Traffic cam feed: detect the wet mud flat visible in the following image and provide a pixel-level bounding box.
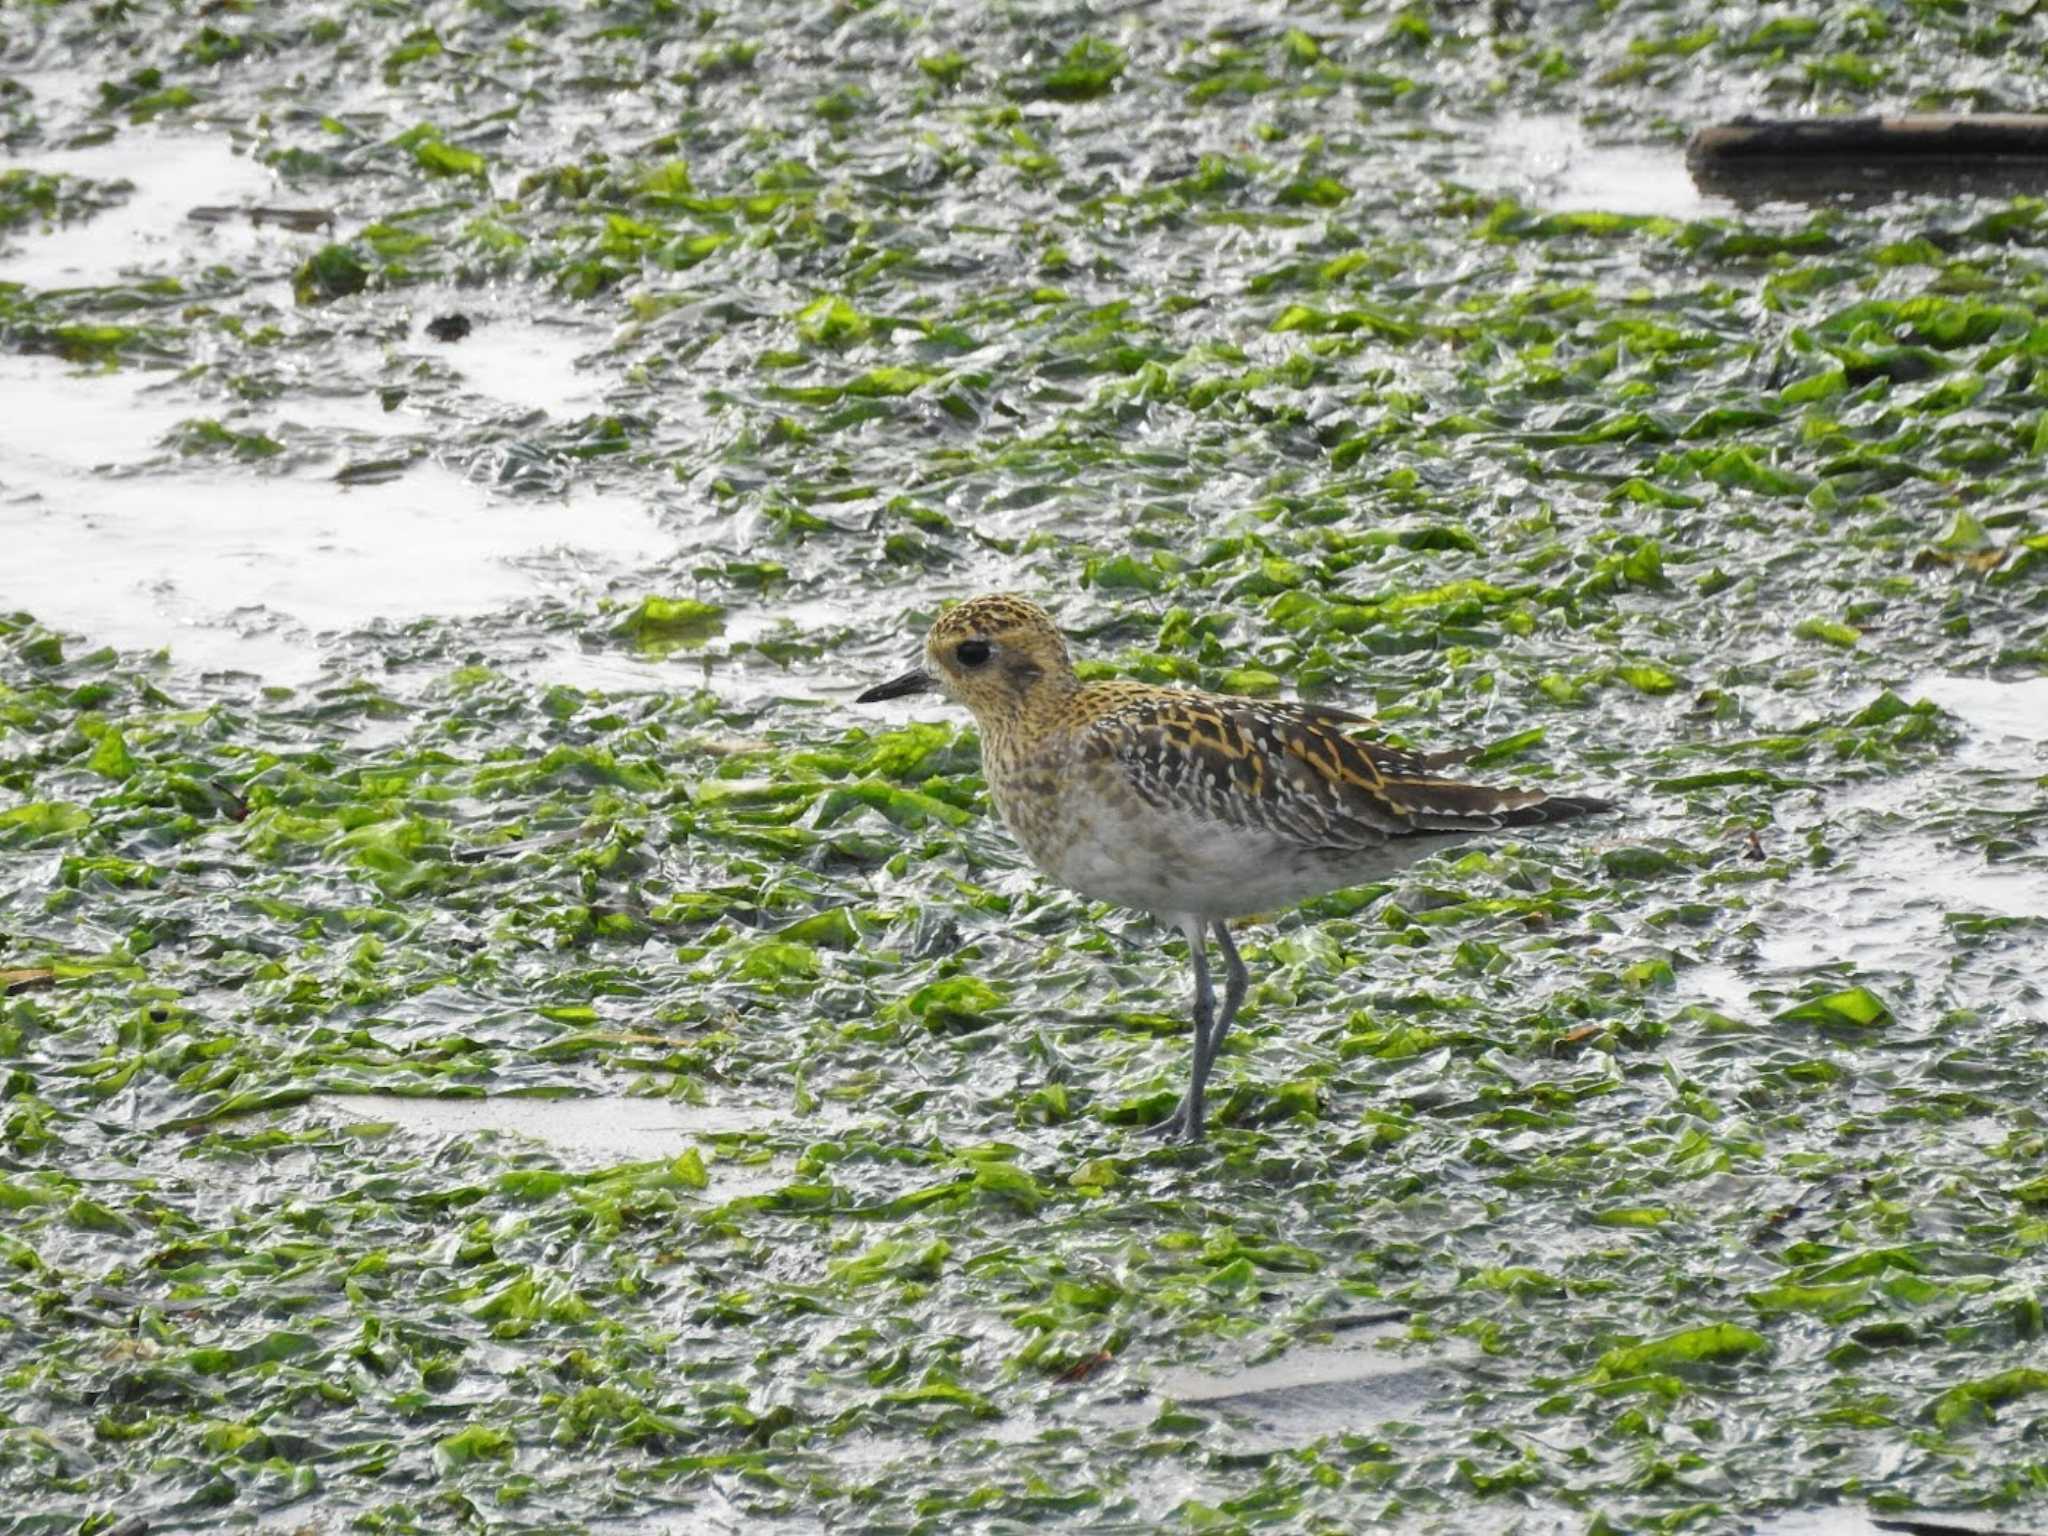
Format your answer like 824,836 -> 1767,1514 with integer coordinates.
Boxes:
5,1 -> 2048,1533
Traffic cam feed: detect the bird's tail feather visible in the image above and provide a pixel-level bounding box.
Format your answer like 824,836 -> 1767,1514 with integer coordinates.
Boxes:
1404,791 -> 1616,834
1497,793 -> 1616,826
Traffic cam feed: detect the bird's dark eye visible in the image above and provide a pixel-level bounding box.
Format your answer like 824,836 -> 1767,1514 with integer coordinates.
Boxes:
955,639 -> 992,668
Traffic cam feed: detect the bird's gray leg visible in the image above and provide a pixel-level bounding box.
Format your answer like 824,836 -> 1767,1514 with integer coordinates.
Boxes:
1143,918 -> 1213,1141
1203,919 -> 1248,1091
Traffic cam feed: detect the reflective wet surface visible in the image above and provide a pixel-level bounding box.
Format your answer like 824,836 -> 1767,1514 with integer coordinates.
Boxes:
5,5 -> 2048,1533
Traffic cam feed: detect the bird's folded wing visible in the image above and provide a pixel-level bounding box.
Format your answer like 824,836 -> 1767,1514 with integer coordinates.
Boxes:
1080,693 -> 1552,852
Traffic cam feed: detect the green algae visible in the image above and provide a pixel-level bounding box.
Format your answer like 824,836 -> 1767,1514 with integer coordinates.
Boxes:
2,0 -> 2048,1532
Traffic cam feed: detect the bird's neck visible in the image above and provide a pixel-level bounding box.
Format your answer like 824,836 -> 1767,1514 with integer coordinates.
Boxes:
974,670 -> 1084,773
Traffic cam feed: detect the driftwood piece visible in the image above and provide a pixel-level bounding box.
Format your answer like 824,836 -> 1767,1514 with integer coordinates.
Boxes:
1689,114 -> 2048,168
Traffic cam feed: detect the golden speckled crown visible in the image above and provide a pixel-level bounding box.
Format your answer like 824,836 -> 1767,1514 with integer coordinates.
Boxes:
928,594 -> 1059,645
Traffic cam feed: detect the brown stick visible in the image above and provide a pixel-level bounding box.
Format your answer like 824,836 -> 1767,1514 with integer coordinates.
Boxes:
1689,114 -> 2048,167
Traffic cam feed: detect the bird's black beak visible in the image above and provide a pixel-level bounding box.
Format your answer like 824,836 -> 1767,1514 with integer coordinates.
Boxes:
856,667 -> 935,704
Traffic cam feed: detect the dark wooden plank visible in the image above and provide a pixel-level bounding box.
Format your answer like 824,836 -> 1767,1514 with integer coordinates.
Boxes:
1690,114 -> 2048,167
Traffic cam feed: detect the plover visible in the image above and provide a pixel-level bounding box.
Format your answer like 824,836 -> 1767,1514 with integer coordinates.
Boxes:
857,594 -> 1614,1142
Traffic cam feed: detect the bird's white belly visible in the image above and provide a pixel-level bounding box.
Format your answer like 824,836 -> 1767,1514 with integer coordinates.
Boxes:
1007,781 -> 1450,921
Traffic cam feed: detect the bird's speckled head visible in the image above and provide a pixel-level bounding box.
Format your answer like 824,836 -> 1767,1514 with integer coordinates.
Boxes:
855,594 -> 1077,729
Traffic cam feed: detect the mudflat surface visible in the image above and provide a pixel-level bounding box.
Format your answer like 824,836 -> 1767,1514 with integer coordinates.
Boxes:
4,3 -> 2048,1533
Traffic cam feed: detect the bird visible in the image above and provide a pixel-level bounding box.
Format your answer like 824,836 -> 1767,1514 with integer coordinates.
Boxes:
856,594 -> 1615,1143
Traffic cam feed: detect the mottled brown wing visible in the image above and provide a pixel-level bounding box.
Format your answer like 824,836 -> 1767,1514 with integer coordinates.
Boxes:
1279,700 -> 1480,775
1084,692 -> 1607,851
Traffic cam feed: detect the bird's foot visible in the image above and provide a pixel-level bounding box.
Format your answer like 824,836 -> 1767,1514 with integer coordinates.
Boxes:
1140,1100 -> 1204,1143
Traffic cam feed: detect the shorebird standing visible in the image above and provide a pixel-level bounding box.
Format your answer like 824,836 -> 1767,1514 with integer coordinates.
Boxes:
857,594 -> 1614,1142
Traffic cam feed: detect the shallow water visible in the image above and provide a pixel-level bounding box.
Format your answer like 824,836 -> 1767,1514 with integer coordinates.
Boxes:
1481,114 -> 1730,221
4,3 -> 2048,1534
0,132 -> 279,289
2,350 -> 668,678
1910,673 -> 2048,748
316,1091 -> 781,1158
